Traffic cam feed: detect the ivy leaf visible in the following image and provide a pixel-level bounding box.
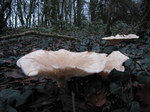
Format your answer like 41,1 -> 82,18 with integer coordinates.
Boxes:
104,46 -> 117,54
108,69 -> 130,84
0,89 -> 32,107
137,74 -> 150,88
130,101 -> 140,112
6,105 -> 17,112
139,58 -> 150,69
112,101 -> 140,112
109,83 -> 122,95
92,45 -> 102,52
15,90 -> 32,107
124,59 -> 137,74
112,108 -> 128,112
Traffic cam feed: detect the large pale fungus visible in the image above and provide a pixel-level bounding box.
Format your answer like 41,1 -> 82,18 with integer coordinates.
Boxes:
17,49 -> 107,88
17,49 -> 129,85
100,51 -> 129,79
102,34 -> 139,45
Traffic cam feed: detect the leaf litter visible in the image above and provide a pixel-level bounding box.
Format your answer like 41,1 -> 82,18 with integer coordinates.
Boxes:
0,34 -> 150,112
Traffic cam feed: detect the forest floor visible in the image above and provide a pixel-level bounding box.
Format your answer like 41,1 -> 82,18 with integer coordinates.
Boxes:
0,32 -> 150,112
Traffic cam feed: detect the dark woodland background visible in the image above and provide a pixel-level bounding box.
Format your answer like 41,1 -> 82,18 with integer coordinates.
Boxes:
0,0 -> 150,37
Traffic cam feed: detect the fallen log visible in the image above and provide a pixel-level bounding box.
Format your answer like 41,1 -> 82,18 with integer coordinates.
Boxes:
0,31 -> 78,40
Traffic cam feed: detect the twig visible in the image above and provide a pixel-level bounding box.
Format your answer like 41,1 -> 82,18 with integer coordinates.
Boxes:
107,87 -> 123,97
119,50 -> 150,75
72,91 -> 76,112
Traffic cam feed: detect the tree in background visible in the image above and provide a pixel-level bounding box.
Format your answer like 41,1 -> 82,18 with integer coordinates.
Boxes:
105,0 -> 112,35
51,0 -> 58,26
90,0 -> 98,21
0,0 -> 12,33
76,0 -> 82,26
0,0 -> 149,38
137,0 -> 150,38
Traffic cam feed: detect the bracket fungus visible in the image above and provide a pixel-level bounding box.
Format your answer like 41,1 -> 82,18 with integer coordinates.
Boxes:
17,49 -> 107,88
102,34 -> 139,45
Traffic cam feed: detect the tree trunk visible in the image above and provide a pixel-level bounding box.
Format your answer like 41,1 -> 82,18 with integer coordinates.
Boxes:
137,0 -> 150,38
73,0 -> 76,25
51,0 -> 58,26
76,0 -> 81,26
90,0 -> 98,21
0,31 -> 78,40
0,0 -> 12,33
43,0 -> 49,27
69,0 -> 72,24
105,0 -> 112,35
17,0 -> 25,27
37,0 -> 40,26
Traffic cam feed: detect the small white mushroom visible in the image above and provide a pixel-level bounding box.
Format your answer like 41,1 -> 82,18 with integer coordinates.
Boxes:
102,34 -> 139,45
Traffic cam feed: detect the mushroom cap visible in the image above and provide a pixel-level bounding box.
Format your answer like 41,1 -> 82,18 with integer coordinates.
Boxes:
17,49 -> 107,78
102,34 -> 139,40
103,51 -> 129,73
102,34 -> 139,45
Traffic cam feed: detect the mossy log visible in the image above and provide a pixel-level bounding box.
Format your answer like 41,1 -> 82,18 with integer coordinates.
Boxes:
0,31 -> 78,40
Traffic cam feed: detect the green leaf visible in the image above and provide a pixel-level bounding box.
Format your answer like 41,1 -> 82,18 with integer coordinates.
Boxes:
130,49 -> 138,55
108,69 -> 130,84
84,75 -> 104,94
112,101 -> 140,112
6,105 -> 17,112
0,89 -> 20,105
92,45 -> 102,52
15,90 -> 32,107
137,74 -> 150,88
0,58 -> 5,65
139,58 -> 150,69
104,46 -> 117,54
112,108 -> 128,112
0,89 -> 32,107
0,99 -> 4,110
79,46 -> 87,51
124,59 -> 137,74
130,101 -> 140,112
109,83 -> 122,95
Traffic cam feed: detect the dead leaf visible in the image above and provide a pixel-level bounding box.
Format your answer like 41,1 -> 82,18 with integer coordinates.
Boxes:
13,49 -> 17,55
85,92 -> 106,107
136,84 -> 150,111
136,60 -> 141,64
0,51 -> 4,56
4,71 -> 24,78
4,59 -> 12,63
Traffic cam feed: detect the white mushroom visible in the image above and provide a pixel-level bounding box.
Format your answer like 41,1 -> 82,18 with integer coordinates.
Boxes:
100,51 -> 129,79
17,49 -> 107,87
102,34 -> 139,45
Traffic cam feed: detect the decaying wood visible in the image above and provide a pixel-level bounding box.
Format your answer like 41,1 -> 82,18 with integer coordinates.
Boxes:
0,31 -> 78,40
